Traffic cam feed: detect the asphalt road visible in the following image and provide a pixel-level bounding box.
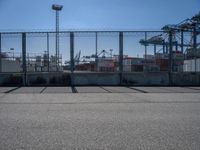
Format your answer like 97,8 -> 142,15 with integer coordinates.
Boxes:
0,92 -> 200,150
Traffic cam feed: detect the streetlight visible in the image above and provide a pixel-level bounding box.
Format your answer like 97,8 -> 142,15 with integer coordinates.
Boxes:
52,4 -> 63,71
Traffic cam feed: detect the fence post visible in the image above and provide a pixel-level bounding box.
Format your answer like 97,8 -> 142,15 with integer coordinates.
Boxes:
119,32 -> 123,85
0,33 -> 1,73
22,33 -> 27,86
70,32 -> 74,86
193,25 -> 197,72
168,31 -> 173,85
70,32 -> 74,72
144,32 -> 147,67
95,32 -> 98,72
47,32 -> 50,72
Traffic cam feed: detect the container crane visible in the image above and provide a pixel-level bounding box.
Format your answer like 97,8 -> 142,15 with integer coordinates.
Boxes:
140,12 -> 200,55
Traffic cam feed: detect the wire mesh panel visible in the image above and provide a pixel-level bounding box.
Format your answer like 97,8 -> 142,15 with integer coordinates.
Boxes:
72,32 -> 120,72
73,32 -> 96,72
97,32 -> 119,72
171,31 -> 185,72
48,32 -> 70,72
146,31 -> 169,72
183,31 -> 200,72
25,32 -> 70,72
26,33 -> 49,72
123,32 -> 145,72
59,32 -> 70,72
0,33 -> 22,73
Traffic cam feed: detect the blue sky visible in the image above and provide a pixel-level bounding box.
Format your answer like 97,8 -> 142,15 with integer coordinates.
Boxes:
0,0 -> 199,30
0,0 -> 199,61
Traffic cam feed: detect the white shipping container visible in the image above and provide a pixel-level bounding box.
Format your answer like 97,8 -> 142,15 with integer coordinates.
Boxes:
183,58 -> 200,72
2,59 -> 21,72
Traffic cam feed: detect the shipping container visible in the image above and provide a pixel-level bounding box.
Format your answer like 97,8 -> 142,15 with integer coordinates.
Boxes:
183,58 -> 200,72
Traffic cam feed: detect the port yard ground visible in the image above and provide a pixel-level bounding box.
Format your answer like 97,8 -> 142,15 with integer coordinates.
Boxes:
0,86 -> 200,93
0,86 -> 200,149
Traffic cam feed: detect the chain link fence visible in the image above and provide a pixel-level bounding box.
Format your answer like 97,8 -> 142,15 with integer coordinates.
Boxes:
0,30 -> 199,75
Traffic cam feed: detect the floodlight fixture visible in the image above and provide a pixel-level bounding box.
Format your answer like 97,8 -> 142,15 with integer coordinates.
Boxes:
52,4 -> 63,11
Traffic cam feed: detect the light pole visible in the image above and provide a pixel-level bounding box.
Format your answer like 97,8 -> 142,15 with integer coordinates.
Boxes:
52,4 -> 63,71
